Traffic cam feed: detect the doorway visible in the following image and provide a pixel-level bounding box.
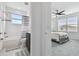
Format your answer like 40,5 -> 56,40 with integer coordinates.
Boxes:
0,2 -> 31,56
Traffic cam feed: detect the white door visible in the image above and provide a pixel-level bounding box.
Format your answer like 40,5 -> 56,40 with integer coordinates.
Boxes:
31,2 -> 51,56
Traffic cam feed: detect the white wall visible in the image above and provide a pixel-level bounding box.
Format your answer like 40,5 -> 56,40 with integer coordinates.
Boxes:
4,8 -> 22,40
31,2 -> 51,56
6,21 -> 22,40
2,3 -> 30,40
0,3 -> 30,40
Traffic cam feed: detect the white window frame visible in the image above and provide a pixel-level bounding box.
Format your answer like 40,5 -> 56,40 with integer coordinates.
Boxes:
11,13 -> 22,25
57,16 -> 78,32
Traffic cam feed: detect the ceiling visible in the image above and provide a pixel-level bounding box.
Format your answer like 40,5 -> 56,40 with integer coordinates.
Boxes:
52,2 -> 79,15
5,2 -> 30,12
6,2 -> 79,15
1,2 -> 30,16
1,2 -> 79,16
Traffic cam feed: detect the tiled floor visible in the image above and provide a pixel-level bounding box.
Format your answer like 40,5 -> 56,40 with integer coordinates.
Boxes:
0,47 -> 29,56
52,39 -> 79,56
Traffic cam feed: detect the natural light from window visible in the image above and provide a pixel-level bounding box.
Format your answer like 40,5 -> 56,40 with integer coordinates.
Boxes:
11,14 -> 22,24
58,16 -> 77,32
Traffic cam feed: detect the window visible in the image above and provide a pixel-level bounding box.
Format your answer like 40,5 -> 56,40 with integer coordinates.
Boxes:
58,16 -> 77,32
58,18 -> 66,31
11,14 -> 22,24
67,16 -> 77,32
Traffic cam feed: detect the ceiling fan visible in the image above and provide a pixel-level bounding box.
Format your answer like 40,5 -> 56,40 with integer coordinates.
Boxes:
52,10 -> 65,15
24,2 -> 29,5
